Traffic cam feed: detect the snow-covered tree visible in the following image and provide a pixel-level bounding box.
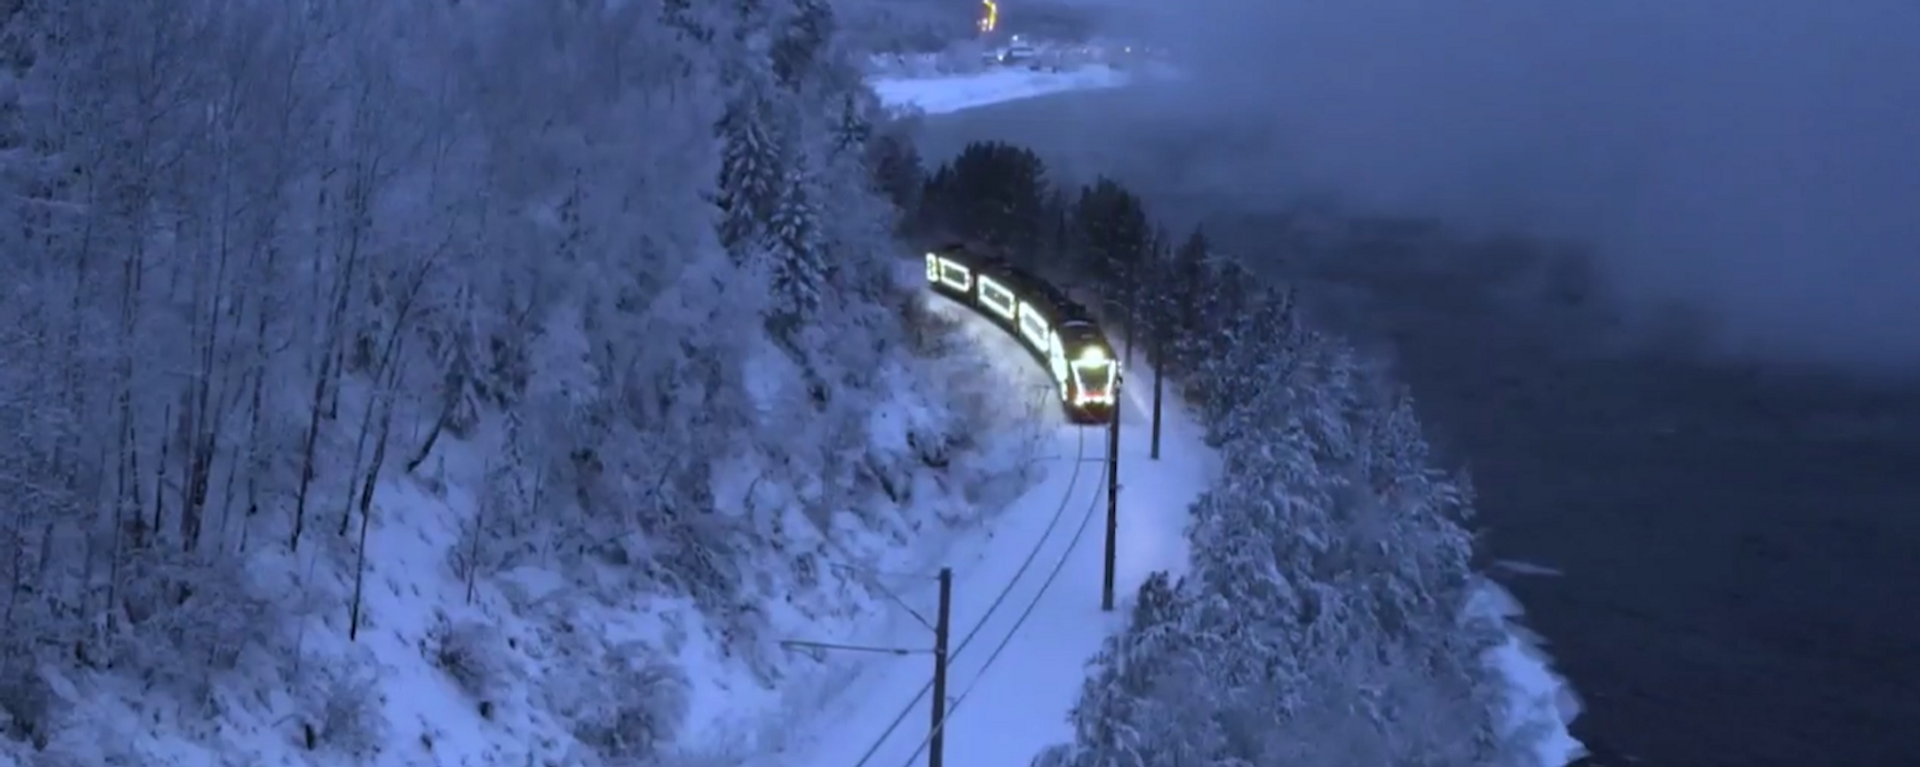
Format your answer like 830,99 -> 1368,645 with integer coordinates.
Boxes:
0,0 -> 982,760
1163,226 -> 1216,375
764,161 -> 830,335
1072,177 -> 1155,306
772,0 -> 834,91
921,141 -> 1053,257
1040,573 -> 1239,767
1033,221 -> 1529,767
716,92 -> 787,259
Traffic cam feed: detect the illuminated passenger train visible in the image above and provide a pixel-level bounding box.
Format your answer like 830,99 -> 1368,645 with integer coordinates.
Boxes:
924,244 -> 1121,424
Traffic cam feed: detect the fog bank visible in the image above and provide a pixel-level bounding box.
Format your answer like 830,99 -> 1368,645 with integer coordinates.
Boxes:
1103,0 -> 1920,372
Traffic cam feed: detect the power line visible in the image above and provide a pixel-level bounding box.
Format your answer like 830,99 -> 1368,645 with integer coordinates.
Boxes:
825,560 -> 947,581
848,427 -> 1095,767
779,639 -> 929,656
951,426 -> 1088,662
892,459 -> 1108,767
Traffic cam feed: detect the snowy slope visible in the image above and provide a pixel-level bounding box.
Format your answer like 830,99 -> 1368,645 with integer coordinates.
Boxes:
5,311 -> 1052,767
748,295 -> 1212,767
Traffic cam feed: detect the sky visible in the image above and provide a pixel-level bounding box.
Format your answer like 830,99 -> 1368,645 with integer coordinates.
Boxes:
1050,0 -> 1920,374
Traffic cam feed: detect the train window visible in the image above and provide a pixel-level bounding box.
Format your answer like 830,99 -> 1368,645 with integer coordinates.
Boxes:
1017,302 -> 1051,351
977,276 -> 1018,320
938,258 -> 972,291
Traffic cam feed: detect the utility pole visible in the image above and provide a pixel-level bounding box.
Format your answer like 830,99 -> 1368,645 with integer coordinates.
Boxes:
1150,335 -> 1164,460
929,567 -> 952,767
1101,375 -> 1122,612
783,567 -> 952,767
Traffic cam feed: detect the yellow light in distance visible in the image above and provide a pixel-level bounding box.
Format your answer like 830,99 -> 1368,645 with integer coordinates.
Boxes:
978,0 -> 997,33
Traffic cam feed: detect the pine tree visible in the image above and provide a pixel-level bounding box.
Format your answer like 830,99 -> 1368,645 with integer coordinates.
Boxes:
1044,187 -> 1073,272
829,93 -> 871,155
764,160 -> 827,334
922,141 -> 1051,259
715,94 -> 785,260
1166,227 -> 1213,373
1200,258 -> 1257,351
1042,572 -> 1240,767
1071,178 -> 1152,295
1136,229 -> 1180,366
1070,178 -> 1155,341
866,125 -> 923,221
1193,284 -> 1308,443
1064,572 -> 1180,747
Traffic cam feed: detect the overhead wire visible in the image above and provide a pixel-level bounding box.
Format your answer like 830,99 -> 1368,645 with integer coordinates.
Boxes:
848,423 -> 1094,767
839,257 -> 1123,767
889,444 -> 1109,767
951,424 -> 1088,661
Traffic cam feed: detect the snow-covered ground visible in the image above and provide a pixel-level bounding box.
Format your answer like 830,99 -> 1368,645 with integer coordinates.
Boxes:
9,304 -> 1050,767
740,295 -> 1210,767
869,65 -> 1132,116
865,73 -> 1586,767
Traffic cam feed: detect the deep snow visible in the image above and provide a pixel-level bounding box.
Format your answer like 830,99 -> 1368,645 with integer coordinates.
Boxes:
7,296 -> 1051,767
743,295 -> 1211,767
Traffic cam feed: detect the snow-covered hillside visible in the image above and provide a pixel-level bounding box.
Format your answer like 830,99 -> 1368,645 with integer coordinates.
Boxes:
0,2 -> 1065,766
11,323 -> 1052,767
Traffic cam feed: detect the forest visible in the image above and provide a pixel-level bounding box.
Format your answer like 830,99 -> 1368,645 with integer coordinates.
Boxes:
0,0 -> 1035,762
0,0 -> 1533,764
882,136 -> 1543,766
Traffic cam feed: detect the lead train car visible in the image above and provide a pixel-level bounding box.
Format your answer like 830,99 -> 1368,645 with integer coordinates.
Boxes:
924,244 -> 1120,424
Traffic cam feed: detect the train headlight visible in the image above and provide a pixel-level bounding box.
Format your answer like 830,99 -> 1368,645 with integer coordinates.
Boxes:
1076,348 -> 1109,364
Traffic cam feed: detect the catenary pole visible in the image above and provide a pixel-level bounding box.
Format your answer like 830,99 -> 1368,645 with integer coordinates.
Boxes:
928,568 -> 952,767
1150,334 -> 1163,460
1102,377 -> 1121,611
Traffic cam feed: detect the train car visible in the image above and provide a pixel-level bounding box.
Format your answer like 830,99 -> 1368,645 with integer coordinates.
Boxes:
923,244 -> 1120,424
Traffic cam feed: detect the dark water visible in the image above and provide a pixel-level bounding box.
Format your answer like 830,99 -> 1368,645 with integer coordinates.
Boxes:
917,88 -> 1920,767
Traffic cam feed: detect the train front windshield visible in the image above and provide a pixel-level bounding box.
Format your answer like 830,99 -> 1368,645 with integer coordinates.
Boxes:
1073,357 -> 1115,403
1067,346 -> 1116,405
1055,322 -> 1118,408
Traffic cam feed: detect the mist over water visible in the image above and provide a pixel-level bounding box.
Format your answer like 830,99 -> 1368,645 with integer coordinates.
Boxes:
936,6 -> 1920,764
1069,0 -> 1920,374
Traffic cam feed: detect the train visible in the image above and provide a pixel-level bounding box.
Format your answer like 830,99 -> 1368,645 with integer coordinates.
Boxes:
923,243 -> 1120,425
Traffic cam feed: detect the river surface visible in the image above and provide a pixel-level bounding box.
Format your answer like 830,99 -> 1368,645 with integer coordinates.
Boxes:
916,85 -> 1920,767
